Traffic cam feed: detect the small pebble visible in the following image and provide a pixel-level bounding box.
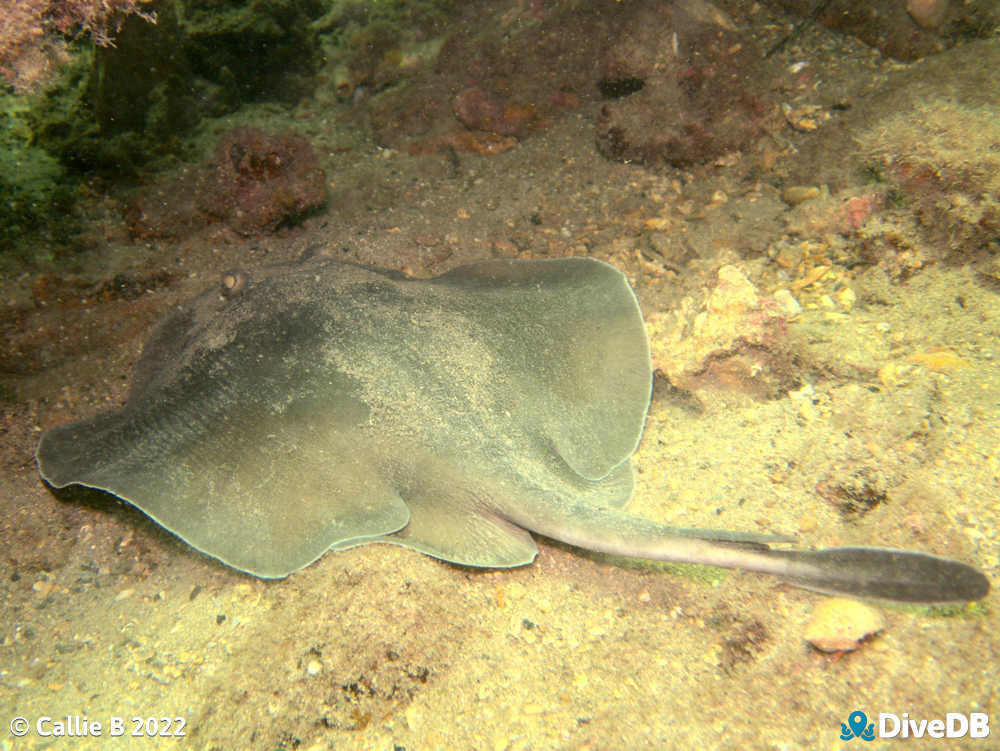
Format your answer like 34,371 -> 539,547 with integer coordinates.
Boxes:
772,289 -> 802,318
32,580 -> 55,597
908,349 -> 970,371
907,0 -> 949,28
306,659 -> 323,676
405,704 -> 424,731
835,286 -> 856,310
877,361 -> 908,388
781,185 -> 821,206
805,598 -> 885,652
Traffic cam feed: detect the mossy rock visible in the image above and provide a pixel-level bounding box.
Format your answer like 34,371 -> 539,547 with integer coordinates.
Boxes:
0,144 -> 76,254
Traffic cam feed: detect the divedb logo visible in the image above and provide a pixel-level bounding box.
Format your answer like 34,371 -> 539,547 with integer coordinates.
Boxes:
840,710 -> 990,741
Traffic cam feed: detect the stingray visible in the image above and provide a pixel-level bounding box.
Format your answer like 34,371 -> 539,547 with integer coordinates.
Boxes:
37,257 -> 988,602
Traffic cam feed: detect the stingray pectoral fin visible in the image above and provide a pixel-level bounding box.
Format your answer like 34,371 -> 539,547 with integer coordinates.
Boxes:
37,399 -> 411,578
770,546 -> 990,603
439,257 -> 652,482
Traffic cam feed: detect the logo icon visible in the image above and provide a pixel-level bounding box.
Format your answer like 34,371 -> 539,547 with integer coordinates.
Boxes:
841,710 -> 876,741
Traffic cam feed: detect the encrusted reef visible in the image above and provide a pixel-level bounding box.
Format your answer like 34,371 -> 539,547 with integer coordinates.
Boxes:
126,127 -> 328,239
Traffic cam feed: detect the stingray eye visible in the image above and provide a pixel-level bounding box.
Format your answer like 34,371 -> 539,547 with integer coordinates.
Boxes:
220,269 -> 250,297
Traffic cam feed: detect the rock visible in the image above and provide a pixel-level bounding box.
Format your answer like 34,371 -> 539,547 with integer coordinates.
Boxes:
595,2 -> 777,167
196,127 -> 328,236
370,7 -> 604,154
805,598 -> 885,652
780,186 -> 820,206
763,0 -> 996,61
127,127 -> 328,239
907,0 -> 950,29
772,289 -> 802,318
452,87 -> 537,137
647,265 -> 793,398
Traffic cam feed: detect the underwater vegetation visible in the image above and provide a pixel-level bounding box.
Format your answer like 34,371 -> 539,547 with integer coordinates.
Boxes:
0,0 -> 459,255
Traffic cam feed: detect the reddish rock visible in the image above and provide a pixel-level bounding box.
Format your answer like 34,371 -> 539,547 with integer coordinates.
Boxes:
647,265 -> 793,398
370,4 -> 610,154
406,130 -> 519,157
370,1 -> 780,162
452,87 -> 506,133
196,128 -> 328,236
595,3 -> 777,168
127,127 -> 327,239
452,86 -> 538,137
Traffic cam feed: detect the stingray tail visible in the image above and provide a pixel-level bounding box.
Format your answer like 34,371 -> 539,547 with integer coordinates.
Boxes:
513,503 -> 990,603
640,538 -> 990,603
763,545 -> 990,603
